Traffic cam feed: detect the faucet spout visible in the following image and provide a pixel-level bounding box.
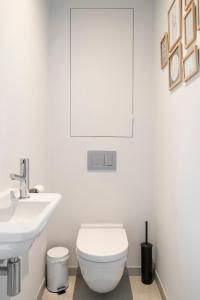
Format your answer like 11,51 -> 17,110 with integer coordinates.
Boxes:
10,159 -> 30,199
10,174 -> 24,181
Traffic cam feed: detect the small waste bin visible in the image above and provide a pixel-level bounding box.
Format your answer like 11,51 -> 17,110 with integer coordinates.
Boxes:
47,247 -> 69,293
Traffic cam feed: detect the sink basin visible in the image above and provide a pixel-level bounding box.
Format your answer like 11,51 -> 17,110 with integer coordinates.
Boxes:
0,191 -> 61,259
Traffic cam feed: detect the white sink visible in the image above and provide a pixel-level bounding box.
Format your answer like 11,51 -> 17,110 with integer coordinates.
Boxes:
0,191 -> 61,259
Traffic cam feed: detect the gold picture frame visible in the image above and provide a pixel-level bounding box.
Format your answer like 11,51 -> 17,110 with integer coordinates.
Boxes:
184,3 -> 197,49
197,0 -> 200,30
185,0 -> 193,10
160,33 -> 169,69
183,46 -> 199,81
168,43 -> 183,90
168,0 -> 182,53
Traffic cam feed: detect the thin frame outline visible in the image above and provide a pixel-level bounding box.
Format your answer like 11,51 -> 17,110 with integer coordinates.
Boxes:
70,8 -> 134,138
168,0 -> 182,53
184,2 -> 197,49
160,32 -> 169,69
168,43 -> 183,90
183,45 -> 199,81
197,0 -> 200,30
185,0 -> 193,11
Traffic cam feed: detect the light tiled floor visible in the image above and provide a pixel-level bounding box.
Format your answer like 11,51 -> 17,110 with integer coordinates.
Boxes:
42,277 -> 76,300
130,277 -> 162,300
42,276 -> 162,300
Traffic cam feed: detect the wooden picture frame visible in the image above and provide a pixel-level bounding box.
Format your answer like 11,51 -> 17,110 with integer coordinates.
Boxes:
168,43 -> 183,90
184,3 -> 197,49
168,0 -> 182,53
160,33 -> 169,68
185,0 -> 193,10
183,46 -> 199,81
197,0 -> 200,30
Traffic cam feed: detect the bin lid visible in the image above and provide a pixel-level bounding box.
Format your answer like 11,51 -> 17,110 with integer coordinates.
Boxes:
47,247 -> 69,262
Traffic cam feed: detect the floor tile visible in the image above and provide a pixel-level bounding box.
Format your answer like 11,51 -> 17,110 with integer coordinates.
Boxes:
42,275 -> 162,300
130,276 -> 162,300
42,276 -> 76,300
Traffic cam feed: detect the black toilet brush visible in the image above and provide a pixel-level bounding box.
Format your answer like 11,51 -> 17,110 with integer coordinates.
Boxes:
141,221 -> 153,284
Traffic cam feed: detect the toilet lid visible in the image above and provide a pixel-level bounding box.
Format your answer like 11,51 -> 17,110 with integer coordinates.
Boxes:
76,226 -> 128,263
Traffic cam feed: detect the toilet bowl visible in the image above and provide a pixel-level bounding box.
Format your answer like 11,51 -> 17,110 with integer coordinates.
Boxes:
76,224 -> 128,293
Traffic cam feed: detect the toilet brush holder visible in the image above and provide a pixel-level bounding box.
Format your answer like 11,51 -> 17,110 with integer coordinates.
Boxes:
141,221 -> 153,284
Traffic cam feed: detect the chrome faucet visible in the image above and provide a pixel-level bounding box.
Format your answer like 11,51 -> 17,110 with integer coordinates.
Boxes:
10,159 -> 30,199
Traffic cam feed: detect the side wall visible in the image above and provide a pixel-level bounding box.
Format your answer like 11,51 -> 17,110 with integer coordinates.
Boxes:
154,1 -> 200,299
0,1 -> 48,299
46,0 -> 154,268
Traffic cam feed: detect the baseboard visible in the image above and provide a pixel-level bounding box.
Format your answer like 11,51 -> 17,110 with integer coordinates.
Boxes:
36,279 -> 45,300
155,271 -> 168,300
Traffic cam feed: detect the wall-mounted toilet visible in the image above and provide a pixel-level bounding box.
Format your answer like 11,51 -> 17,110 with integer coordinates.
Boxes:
76,224 -> 128,293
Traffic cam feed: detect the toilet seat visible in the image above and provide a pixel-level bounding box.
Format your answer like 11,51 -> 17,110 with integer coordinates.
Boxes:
76,224 -> 128,263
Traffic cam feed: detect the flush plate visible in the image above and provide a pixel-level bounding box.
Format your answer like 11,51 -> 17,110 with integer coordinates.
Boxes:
87,151 -> 117,171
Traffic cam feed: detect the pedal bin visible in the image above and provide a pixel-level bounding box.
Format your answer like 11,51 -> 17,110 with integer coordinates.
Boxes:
47,247 -> 69,293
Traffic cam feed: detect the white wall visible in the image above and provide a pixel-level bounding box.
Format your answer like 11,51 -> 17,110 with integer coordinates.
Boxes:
70,8 -> 133,137
1,1 -> 199,299
46,0 -> 154,268
0,1 -> 48,299
154,1 -> 200,299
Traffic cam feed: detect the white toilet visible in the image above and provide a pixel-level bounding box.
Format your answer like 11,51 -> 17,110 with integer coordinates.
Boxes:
76,224 -> 128,293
